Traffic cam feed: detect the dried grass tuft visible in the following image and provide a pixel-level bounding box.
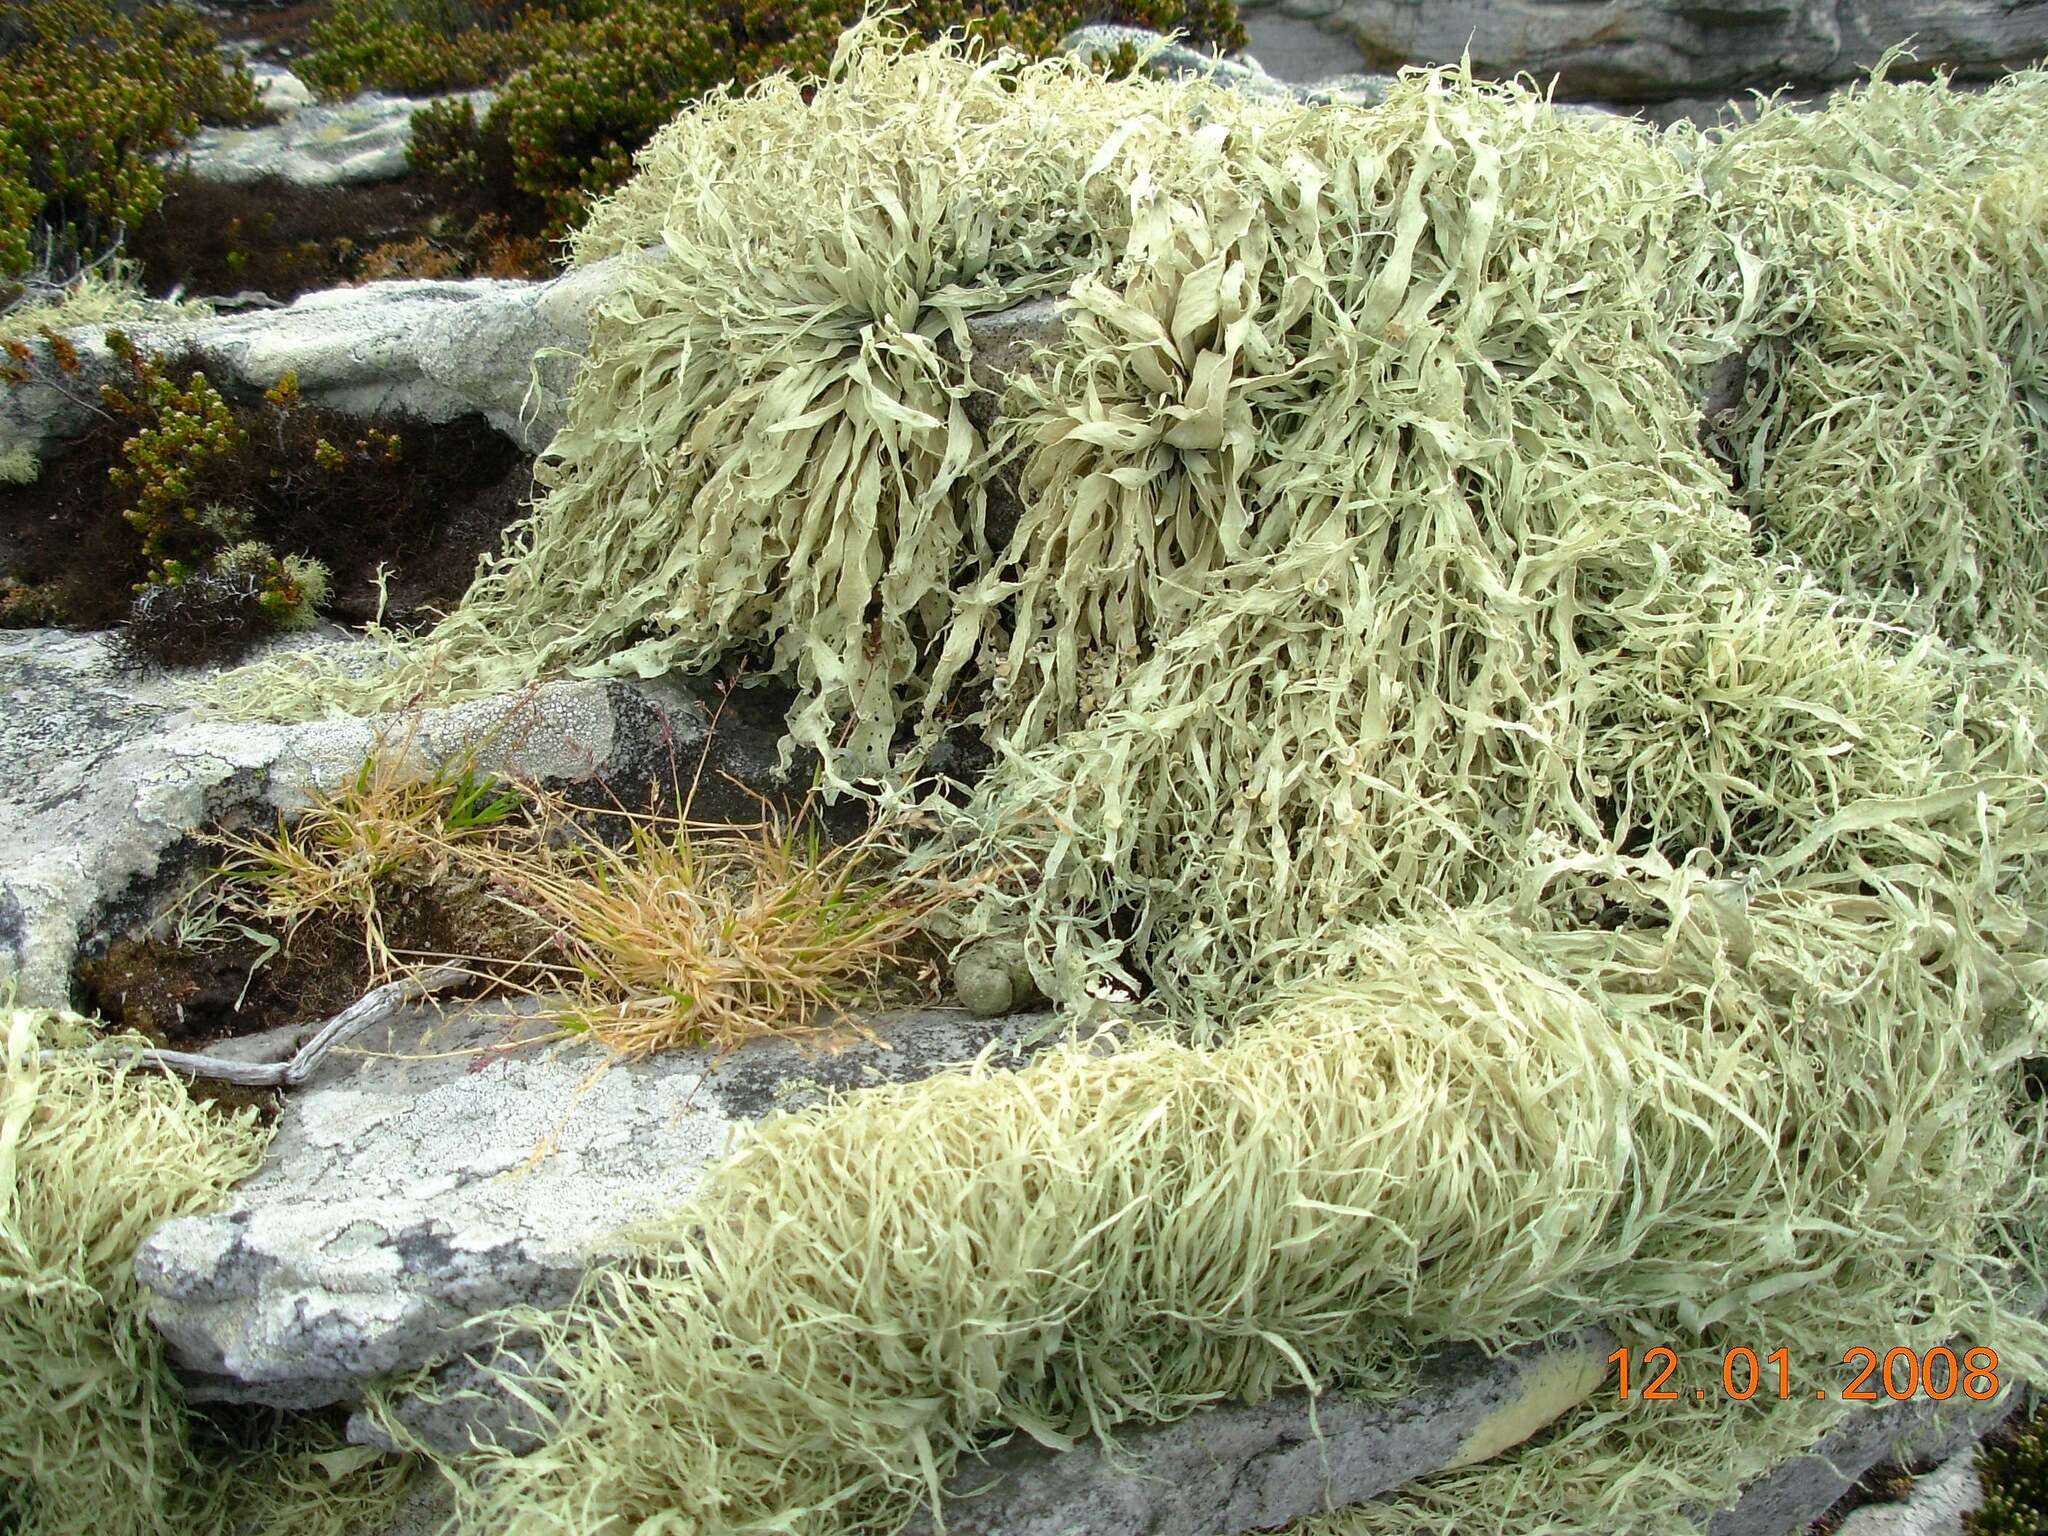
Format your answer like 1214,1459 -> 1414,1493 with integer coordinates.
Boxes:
203,741 -> 959,1056
464,790 -> 956,1056
204,743 -> 521,978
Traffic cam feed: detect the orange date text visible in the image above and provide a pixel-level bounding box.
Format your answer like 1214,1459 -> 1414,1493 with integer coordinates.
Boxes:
1608,1345 -> 2001,1404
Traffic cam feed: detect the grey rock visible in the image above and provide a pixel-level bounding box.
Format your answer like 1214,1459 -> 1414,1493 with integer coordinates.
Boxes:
1706,1390 -> 2009,1536
338,1340 -> 2024,1536
0,630 -> 797,1009
249,63 -> 315,116
351,1342 -> 555,1456
132,998 -> 1059,1415
963,295 -> 1066,400
0,256 -> 631,457
901,1331 -> 1614,1536
1308,0 -> 2048,101
1836,1452 -> 1984,1536
1239,7 -> 1374,83
1063,25 -> 1400,105
176,89 -> 494,186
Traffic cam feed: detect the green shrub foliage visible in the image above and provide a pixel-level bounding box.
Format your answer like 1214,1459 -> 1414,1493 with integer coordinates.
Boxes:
0,0 -> 262,280
361,0 -> 1244,235
70,335 -> 394,663
1968,1405 -> 2048,1536
298,0 -> 581,99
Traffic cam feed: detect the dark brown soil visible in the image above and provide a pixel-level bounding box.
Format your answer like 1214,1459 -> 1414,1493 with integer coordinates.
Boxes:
249,413 -> 533,628
0,426 -> 144,628
75,867 -> 537,1046
0,365 -> 532,639
189,0 -> 333,66
132,175 -> 438,302
128,172 -> 552,304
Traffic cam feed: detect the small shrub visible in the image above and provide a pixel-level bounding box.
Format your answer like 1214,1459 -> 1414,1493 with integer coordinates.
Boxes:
98,336 -> 408,591
299,0 -> 580,99
0,129 -> 36,278
377,0 -> 1247,239
0,0 -> 263,280
101,332 -> 248,584
405,95 -> 548,233
492,0 -> 1246,234
1968,1404 -> 2048,1536
487,0 -> 747,233
0,331 -> 527,636
108,542 -> 330,671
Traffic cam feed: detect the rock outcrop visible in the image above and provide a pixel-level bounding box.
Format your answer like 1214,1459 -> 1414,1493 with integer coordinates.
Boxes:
1064,23 -> 1398,104
902,1334 -> 1612,1536
1,260 -> 622,458
176,61 -> 492,186
0,629 -> 799,1009
133,998 -> 1062,1420
1238,0 -> 2048,102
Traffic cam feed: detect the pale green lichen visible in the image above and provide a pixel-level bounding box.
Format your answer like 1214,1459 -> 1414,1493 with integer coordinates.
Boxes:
203,30 -> 2048,1536
406,896 -> 2047,1535
0,1007 -> 418,1536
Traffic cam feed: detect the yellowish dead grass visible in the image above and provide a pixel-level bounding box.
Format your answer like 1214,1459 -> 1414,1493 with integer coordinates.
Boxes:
202,737 -> 962,1057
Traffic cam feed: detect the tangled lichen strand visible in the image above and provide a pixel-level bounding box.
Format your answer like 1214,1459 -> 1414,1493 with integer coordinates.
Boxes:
1684,67 -> 2048,650
190,35 -> 2048,1536
422,883 -> 2048,1536
205,38 -> 2048,1024
0,1009 -> 419,1536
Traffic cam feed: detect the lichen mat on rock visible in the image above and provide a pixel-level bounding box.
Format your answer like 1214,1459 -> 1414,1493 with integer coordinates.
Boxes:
199,23 -> 2046,1536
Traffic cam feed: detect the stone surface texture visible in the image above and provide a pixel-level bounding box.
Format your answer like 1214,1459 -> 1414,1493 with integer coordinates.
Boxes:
133,1000 -> 1058,1413
901,1333 -> 1613,1536
1064,24 -> 1397,104
1236,0 -> 2047,100
249,63 -> 316,116
177,86 -> 494,186
1706,1390 -> 2011,1536
1239,7 -> 1374,82
1837,1453 -> 1985,1536
0,630 -> 796,1009
1,257 -> 627,458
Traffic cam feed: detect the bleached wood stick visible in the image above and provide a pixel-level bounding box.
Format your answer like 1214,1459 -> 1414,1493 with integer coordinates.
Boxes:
43,966 -> 467,1087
